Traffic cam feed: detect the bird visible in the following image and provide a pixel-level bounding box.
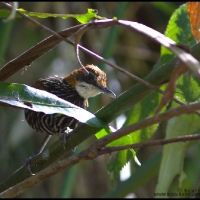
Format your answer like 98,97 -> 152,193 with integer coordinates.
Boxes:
24,64 -> 116,143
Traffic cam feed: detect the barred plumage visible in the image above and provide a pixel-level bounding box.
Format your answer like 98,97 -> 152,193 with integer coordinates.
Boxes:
24,64 -> 115,136
24,74 -> 87,135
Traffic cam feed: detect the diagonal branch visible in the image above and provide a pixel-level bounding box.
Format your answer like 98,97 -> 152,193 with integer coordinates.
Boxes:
1,132 -> 200,197
1,101 -> 200,197
90,101 -> 200,150
98,134 -> 200,154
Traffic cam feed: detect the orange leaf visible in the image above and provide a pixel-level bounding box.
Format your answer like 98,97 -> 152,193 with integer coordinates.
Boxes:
187,2 -> 200,42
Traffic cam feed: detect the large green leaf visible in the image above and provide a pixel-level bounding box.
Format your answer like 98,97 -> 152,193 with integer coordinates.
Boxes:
153,4 -> 196,70
160,4 -> 196,66
0,82 -> 107,127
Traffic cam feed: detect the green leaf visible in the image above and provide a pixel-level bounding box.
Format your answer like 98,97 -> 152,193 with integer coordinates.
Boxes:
176,73 -> 200,103
105,80 -> 164,186
107,148 -> 135,186
95,126 -> 113,138
0,8 -> 105,24
0,82 -> 107,127
118,91 -> 163,182
124,91 -> 162,144
160,4 -> 196,66
107,135 -> 138,186
154,4 -> 199,105
95,126 -> 138,186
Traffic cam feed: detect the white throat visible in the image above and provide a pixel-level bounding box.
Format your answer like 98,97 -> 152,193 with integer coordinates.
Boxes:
76,82 -> 101,99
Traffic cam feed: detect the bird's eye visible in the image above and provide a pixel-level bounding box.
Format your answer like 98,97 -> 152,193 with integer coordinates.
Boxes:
86,73 -> 94,82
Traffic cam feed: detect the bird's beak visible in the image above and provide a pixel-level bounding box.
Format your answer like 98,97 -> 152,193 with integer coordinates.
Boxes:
97,86 -> 116,98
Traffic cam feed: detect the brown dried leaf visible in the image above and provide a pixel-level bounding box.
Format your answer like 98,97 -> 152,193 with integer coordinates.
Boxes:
187,2 -> 200,42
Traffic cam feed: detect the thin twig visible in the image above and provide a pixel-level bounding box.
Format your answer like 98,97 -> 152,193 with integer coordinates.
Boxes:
3,2 -> 18,23
1,2 -> 66,41
98,134 -> 200,155
90,101 -> 200,150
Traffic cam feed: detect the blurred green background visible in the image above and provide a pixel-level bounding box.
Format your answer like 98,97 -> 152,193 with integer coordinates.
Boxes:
0,2 -> 185,198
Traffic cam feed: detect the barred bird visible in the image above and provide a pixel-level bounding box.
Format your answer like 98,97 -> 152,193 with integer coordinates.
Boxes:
24,64 -> 115,150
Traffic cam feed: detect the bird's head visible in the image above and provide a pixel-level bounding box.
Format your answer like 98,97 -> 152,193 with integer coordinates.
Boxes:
64,64 -> 116,99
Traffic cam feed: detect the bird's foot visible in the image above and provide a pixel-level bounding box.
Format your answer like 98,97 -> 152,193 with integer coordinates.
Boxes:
59,128 -> 77,152
25,155 -> 36,175
25,135 -> 52,175
59,127 -> 72,144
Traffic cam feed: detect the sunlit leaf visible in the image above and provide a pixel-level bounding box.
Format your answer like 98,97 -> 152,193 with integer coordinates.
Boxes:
95,127 -> 138,186
107,149 -> 134,186
107,138 -> 139,186
0,8 -> 105,24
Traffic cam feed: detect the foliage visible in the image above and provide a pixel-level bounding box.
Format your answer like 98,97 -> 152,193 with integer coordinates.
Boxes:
1,2 -> 200,198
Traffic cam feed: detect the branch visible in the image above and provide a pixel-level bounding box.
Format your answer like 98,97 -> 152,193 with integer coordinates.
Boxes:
1,130 -> 200,198
92,101 -> 200,150
0,3 -> 163,103
0,2 -> 114,81
3,2 -> 18,23
1,2 -> 200,118
1,101 -> 200,197
98,134 -> 200,154
1,2 -> 73,40
2,42 -> 200,195
1,3 -> 200,115
1,2 -> 156,101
